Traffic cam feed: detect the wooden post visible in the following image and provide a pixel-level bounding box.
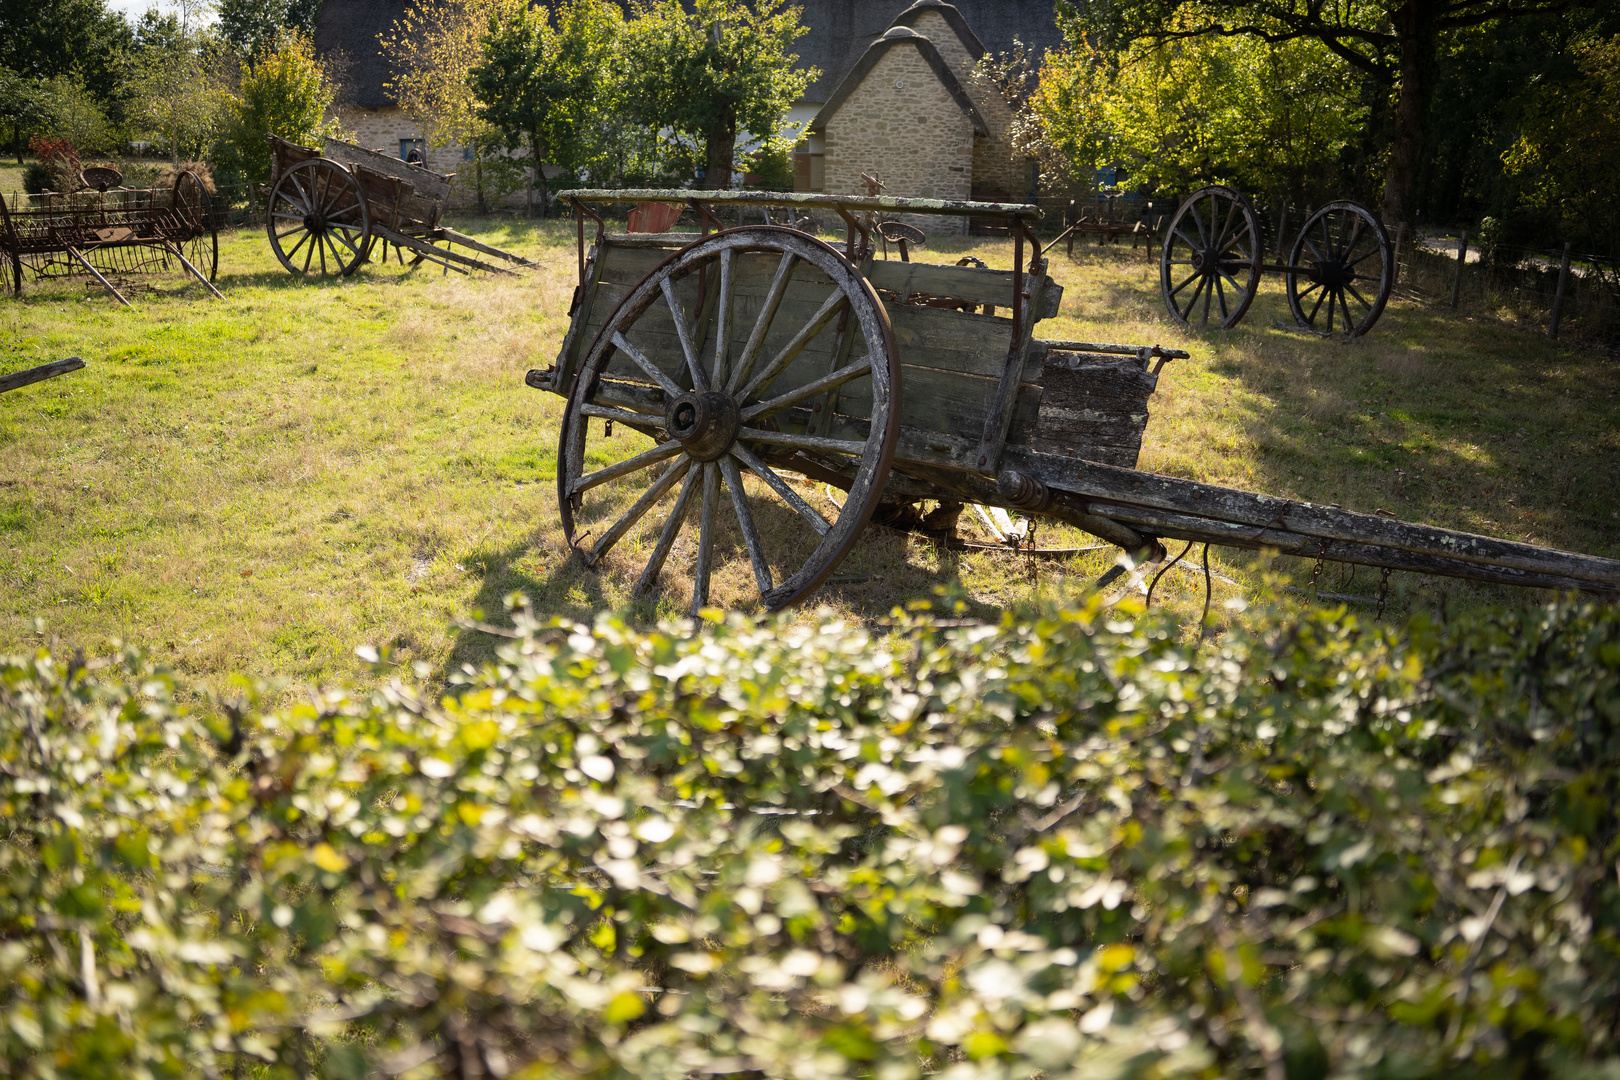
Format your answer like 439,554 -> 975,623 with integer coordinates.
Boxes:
1391,222 -> 1406,286
1450,229 -> 1469,310
1549,241 -> 1572,339
1066,199 -> 1076,258
1276,203 -> 1288,260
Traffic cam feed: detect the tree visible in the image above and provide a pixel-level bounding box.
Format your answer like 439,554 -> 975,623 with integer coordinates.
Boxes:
617,0 -> 816,190
217,0 -> 320,58
1016,27 -> 1365,204
1056,0 -> 1598,225
221,30 -> 343,193
0,66 -> 53,163
1504,34 -> 1620,256
122,9 -> 234,163
40,71 -> 113,154
0,0 -> 133,107
470,0 -> 620,216
381,0 -> 510,211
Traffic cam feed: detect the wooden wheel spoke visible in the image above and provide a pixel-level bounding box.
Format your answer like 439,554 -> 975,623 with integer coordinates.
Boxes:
1344,281 -> 1374,310
730,444 -> 830,536
281,230 -> 311,260
1200,267 -> 1215,324
303,234 -> 316,274
568,438 -> 681,497
712,248 -> 734,389
611,331 -> 683,398
738,428 -> 865,456
633,466 -> 700,598
691,463 -> 719,613
1188,202 -> 1207,247
737,289 -> 846,401
1302,236 -> 1326,263
270,212 -> 305,223
1169,268 -> 1201,298
1213,196 -> 1238,250
330,230 -> 359,258
1341,214 -> 1364,258
660,277 -> 709,393
1214,274 -> 1230,320
587,456 -> 690,565
720,455 -> 772,594
1218,268 -> 1247,296
726,251 -> 797,394
1295,280 -> 1324,299
1338,289 -> 1354,332
741,356 -> 871,422
1306,284 -> 1330,325
1172,226 -> 1200,253
580,402 -> 665,429
1178,275 -> 1207,320
1347,247 -> 1383,267
287,173 -> 311,211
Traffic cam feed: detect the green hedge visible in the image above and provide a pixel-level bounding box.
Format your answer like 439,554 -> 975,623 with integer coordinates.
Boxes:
2,593 -> 1618,1079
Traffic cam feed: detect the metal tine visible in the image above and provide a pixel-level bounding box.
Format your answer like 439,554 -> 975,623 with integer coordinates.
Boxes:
730,443 -> 830,536
720,455 -> 772,594
726,251 -> 797,395
691,463 -> 719,613
712,248 -> 733,390
588,456 -> 690,565
737,288 -> 846,402
634,466 -> 700,598
661,276 -> 709,393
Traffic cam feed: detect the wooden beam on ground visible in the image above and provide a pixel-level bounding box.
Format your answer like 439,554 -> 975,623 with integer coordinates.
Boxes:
1,357 -> 86,395
373,226 -> 514,275
434,228 -> 535,266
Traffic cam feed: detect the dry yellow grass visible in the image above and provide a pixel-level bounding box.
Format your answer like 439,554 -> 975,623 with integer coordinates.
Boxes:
2,218 -> 1615,697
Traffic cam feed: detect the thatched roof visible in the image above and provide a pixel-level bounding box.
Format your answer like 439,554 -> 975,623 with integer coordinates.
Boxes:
311,0 -> 1061,110
314,0 -> 409,110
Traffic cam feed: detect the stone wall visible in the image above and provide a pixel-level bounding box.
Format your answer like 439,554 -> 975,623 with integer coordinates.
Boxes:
330,106 -> 536,212
821,44 -> 974,234
902,9 -> 1032,203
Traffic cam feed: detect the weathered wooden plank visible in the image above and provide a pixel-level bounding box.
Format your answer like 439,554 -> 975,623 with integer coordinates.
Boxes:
1027,354 -> 1157,468
322,136 -> 451,205
1083,500 -> 1616,595
867,260 -> 1022,309
1001,448 -> 1620,587
0,356 -> 85,395
884,303 -> 1026,379
836,365 -> 1040,438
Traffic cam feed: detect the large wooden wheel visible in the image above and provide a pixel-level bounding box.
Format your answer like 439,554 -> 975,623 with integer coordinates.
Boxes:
1161,185 -> 1262,329
1286,201 -> 1393,337
266,159 -> 370,277
558,226 -> 901,614
170,168 -> 218,281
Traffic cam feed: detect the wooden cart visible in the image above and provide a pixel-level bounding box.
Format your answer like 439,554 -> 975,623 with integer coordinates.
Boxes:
1,166 -> 219,307
528,189 -> 1620,614
265,135 -> 533,278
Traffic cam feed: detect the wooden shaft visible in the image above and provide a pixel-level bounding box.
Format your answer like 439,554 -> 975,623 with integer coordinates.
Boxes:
1451,229 -> 1468,310
1549,242 -> 1571,339
63,244 -> 132,308
0,357 -> 85,395
160,239 -> 224,299
1003,449 -> 1620,588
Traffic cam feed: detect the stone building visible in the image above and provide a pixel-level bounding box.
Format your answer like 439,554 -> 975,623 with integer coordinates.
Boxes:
802,1 -> 1045,232
310,0 -> 1060,217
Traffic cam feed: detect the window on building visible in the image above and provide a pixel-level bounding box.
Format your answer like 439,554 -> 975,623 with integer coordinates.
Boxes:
400,138 -> 425,164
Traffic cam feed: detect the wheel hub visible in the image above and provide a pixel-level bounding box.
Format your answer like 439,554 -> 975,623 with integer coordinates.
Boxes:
302,213 -> 323,234
1312,259 -> 1353,289
666,391 -> 741,462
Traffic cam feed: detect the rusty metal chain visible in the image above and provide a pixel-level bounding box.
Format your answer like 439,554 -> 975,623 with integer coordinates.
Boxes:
1375,565 -> 1393,620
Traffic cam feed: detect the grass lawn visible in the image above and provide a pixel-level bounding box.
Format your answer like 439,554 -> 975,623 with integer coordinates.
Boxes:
3,215 -> 1616,695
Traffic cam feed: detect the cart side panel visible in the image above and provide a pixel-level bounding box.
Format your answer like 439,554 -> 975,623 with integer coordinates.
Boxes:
866,260 -> 1062,319
1023,350 -> 1157,469
322,137 -> 452,206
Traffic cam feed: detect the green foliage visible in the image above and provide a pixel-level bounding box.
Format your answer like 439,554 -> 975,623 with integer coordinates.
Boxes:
3,592 -> 1620,1077
220,31 -> 342,191
616,0 -> 816,189
0,0 -> 134,109
744,144 -> 795,191
216,0 -> 321,59
471,0 -> 621,213
124,14 -> 232,163
1503,33 -> 1620,255
0,66 -> 53,159
1021,25 -> 1366,202
34,72 -> 113,156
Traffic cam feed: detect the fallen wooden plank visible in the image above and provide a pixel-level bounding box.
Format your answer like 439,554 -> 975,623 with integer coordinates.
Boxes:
0,357 -> 86,394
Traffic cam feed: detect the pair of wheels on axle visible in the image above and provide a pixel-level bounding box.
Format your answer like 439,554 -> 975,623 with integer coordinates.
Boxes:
557,226 -> 904,616
1160,186 -> 1394,337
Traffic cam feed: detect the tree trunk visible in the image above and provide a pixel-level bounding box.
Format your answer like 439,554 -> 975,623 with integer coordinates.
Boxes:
1381,0 -> 1439,228
703,109 -> 736,191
